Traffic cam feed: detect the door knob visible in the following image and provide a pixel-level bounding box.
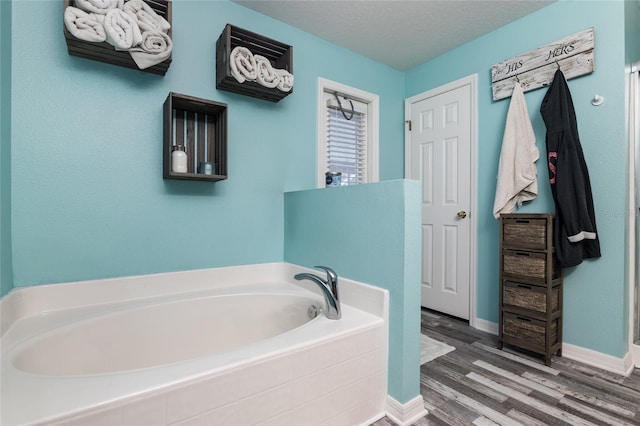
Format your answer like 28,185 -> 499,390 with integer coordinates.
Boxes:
457,210 -> 467,219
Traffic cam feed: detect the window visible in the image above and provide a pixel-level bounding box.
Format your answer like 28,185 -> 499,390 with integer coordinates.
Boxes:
317,78 -> 379,187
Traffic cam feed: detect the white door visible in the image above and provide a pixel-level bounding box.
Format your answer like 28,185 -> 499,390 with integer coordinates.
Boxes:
406,76 -> 476,320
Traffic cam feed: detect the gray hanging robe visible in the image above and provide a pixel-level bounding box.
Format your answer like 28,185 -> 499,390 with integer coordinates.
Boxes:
540,69 -> 601,268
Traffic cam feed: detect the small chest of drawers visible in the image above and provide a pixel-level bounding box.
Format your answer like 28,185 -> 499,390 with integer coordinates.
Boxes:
499,213 -> 563,366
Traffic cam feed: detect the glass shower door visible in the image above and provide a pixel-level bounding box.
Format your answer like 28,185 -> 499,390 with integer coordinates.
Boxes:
634,65 -> 640,344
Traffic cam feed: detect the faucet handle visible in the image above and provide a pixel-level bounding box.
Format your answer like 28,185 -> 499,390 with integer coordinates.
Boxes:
314,265 -> 337,285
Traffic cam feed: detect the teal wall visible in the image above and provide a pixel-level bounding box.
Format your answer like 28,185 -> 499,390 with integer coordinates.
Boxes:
626,0 -> 640,67
1,0 -> 13,297
406,1 -> 629,357
284,180 -> 422,403
8,0 -> 404,288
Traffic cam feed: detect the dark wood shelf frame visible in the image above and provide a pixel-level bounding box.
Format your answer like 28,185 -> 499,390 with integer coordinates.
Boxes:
498,213 -> 563,366
62,0 -> 172,76
163,92 -> 227,182
216,24 -> 293,102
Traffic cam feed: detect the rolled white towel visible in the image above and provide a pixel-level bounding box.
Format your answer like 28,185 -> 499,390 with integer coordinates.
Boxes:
64,6 -> 106,43
103,8 -> 142,50
275,68 -> 294,92
123,0 -> 170,33
129,31 -> 172,69
229,46 -> 257,83
254,55 -> 280,89
74,0 -> 123,15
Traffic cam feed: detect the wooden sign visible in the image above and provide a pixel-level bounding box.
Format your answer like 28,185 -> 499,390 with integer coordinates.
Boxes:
491,28 -> 594,101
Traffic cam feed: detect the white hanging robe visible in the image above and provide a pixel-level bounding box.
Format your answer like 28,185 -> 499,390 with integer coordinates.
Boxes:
493,82 -> 539,219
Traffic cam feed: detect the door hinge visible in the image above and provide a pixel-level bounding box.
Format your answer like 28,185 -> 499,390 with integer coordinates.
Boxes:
405,120 -> 412,131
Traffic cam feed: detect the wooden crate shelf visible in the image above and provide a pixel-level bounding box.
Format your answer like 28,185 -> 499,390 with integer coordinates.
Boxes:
62,0 -> 172,76
163,93 -> 227,182
216,24 -> 293,102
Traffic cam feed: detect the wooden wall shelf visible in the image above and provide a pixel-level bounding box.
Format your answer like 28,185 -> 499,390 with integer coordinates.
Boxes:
163,93 -> 227,182
62,0 -> 172,76
216,24 -> 293,102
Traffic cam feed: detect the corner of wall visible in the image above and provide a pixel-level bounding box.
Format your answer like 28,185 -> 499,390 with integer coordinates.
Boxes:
400,179 -> 423,403
283,180 -> 424,406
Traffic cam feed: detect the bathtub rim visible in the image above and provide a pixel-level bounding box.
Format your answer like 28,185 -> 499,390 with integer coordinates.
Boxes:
7,290 -> 325,377
1,285 -> 325,355
1,262 -> 388,337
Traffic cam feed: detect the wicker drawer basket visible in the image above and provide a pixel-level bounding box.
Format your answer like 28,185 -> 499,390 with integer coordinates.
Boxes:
502,218 -> 548,250
503,313 -> 558,348
503,249 -> 560,282
503,281 -> 559,313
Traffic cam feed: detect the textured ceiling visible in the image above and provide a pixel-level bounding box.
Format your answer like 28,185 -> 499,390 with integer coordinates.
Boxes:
233,0 -> 555,71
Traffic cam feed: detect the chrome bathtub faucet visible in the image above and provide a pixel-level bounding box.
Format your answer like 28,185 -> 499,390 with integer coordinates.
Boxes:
294,266 -> 341,320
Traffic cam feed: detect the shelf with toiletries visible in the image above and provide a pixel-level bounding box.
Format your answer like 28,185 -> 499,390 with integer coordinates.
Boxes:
163,92 -> 227,182
216,24 -> 293,103
62,0 -> 172,76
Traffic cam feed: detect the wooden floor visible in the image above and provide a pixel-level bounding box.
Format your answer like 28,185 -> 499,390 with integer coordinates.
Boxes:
373,309 -> 640,426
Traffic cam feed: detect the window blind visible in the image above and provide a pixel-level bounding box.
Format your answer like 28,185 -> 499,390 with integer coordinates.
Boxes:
324,95 -> 368,186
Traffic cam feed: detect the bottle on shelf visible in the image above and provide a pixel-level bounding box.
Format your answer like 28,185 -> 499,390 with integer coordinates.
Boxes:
171,144 -> 187,173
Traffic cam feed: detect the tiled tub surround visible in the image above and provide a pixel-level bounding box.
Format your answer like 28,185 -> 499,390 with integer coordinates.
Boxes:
0,263 -> 389,426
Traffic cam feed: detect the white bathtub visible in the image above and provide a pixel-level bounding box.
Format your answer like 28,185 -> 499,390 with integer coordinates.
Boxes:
14,292 -> 319,376
0,263 -> 389,426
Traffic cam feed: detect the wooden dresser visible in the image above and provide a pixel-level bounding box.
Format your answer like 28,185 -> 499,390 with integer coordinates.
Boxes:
499,213 -> 563,366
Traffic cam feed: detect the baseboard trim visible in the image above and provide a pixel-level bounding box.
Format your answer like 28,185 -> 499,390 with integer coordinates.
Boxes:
632,342 -> 640,368
473,317 -> 498,335
385,395 -> 427,426
562,342 -> 635,376
472,320 -> 636,376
